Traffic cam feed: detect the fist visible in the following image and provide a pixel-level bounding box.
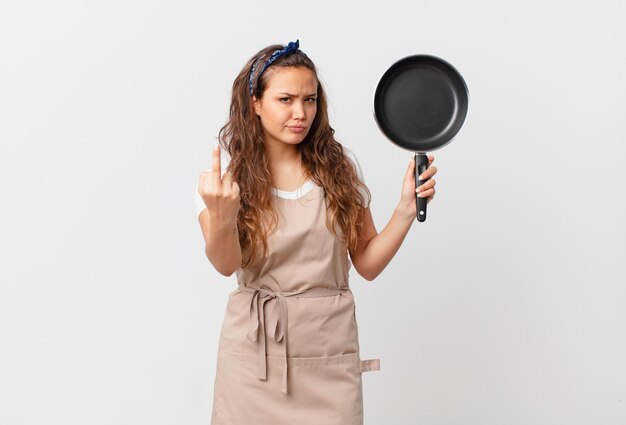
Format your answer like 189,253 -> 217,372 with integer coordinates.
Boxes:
399,155 -> 437,217
197,144 -> 241,229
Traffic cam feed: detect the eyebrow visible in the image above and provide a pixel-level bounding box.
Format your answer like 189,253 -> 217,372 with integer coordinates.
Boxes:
277,92 -> 318,97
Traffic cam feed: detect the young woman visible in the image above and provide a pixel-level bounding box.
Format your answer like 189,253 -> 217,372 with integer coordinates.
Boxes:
196,39 -> 437,424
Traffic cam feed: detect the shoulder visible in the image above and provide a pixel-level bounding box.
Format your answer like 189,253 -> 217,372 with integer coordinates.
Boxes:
341,145 -> 371,207
342,145 -> 365,181
342,145 -> 358,162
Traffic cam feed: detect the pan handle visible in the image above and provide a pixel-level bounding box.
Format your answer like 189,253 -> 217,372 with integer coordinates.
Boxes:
415,153 -> 429,222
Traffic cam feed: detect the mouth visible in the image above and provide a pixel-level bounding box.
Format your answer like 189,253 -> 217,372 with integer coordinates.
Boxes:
287,126 -> 306,133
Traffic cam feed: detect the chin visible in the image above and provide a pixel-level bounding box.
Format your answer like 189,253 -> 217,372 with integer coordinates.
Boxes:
284,135 -> 308,144
286,139 -> 305,146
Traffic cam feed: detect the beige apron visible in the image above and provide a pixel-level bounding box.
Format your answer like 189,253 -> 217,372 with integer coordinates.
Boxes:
211,184 -> 380,425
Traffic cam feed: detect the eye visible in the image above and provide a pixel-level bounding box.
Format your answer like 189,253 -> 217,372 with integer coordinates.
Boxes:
306,97 -> 317,103
279,97 -> 291,102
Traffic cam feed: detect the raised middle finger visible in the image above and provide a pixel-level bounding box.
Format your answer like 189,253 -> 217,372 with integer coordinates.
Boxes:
212,145 -> 222,186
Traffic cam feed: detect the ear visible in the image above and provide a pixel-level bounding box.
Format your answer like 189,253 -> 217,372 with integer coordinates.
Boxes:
252,96 -> 261,116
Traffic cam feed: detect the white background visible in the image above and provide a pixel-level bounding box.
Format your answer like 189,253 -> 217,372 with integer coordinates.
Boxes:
1,0 -> 624,424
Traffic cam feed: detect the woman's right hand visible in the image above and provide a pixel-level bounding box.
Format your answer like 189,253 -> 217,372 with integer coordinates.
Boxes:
197,145 -> 241,229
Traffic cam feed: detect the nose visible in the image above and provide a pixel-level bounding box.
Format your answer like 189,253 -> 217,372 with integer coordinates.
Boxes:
292,100 -> 305,120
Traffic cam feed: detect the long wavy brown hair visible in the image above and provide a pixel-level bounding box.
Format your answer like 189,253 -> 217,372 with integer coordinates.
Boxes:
217,43 -> 371,268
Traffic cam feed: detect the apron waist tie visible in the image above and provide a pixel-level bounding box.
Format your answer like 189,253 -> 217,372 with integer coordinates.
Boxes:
237,284 -> 350,395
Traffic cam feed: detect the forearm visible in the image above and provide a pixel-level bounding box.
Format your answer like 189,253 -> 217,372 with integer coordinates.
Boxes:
205,222 -> 242,277
360,203 -> 414,281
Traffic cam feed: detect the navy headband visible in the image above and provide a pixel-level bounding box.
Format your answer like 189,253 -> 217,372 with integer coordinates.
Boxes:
248,39 -> 304,96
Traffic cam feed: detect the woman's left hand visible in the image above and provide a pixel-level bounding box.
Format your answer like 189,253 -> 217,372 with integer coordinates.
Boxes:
399,155 -> 437,217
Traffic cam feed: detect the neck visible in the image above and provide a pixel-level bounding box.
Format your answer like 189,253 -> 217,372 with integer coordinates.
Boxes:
263,138 -> 301,166
262,139 -> 306,187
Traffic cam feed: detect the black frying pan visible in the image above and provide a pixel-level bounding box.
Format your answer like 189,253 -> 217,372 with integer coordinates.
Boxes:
373,54 -> 469,222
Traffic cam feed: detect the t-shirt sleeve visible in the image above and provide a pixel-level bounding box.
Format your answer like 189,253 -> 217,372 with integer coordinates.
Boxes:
344,147 -> 371,208
195,147 -> 231,217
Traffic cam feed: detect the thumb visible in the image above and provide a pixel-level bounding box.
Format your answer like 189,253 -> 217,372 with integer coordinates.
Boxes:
405,157 -> 416,182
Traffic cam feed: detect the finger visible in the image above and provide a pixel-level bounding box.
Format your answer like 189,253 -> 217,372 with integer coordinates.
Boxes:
406,157 -> 416,182
407,156 -> 415,170
198,170 -> 211,191
212,144 -> 222,185
423,166 -> 437,179
428,155 -> 435,163
416,179 -> 436,193
197,173 -> 205,195
417,188 -> 435,198
232,181 -> 241,197
221,169 -> 233,191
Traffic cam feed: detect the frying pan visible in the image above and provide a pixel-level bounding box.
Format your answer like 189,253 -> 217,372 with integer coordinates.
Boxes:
373,54 -> 469,222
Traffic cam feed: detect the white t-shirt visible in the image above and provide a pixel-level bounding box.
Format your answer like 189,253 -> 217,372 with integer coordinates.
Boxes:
195,146 -> 370,217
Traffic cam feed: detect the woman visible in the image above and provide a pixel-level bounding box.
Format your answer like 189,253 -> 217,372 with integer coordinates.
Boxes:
195,39 -> 437,425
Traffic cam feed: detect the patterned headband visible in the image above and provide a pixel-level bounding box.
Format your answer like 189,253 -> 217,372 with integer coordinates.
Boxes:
248,39 -> 304,96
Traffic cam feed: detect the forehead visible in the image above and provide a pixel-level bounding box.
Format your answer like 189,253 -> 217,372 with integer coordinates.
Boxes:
264,67 -> 318,93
